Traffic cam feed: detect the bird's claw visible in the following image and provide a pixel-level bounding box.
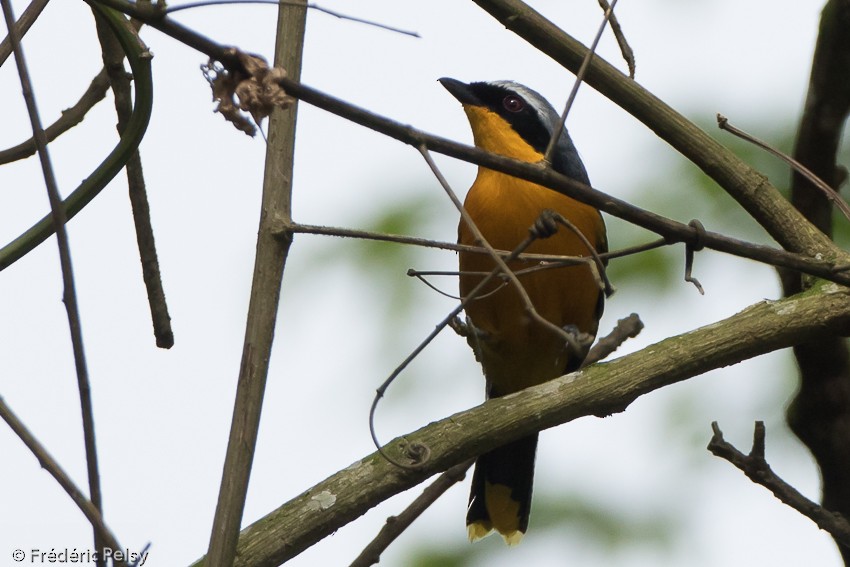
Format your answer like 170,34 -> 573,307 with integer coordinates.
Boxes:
530,209 -> 561,239
561,324 -> 594,360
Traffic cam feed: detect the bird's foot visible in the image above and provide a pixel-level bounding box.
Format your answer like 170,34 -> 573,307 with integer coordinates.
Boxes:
561,324 -> 594,360
529,209 -> 562,239
450,316 -> 491,363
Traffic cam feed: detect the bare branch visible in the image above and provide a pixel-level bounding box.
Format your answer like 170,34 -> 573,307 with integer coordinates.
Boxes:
583,313 -> 643,366
0,69 -> 111,165
597,0 -> 635,78
708,422 -> 850,549
0,397 -> 127,567
86,1 -> 850,283
349,460 -> 474,567
469,0 -> 838,259
543,0 -> 618,165
286,220 -> 650,266
1,0 -> 103,559
0,0 -> 49,65
717,114 -> 850,222
0,6 -> 154,272
781,2 -> 850,563
92,5 -> 174,349
164,0 -> 420,37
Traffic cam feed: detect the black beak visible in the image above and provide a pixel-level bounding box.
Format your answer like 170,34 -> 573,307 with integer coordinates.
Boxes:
439,77 -> 481,106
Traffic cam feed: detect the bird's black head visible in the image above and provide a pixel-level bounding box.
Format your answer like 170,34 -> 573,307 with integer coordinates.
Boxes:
440,78 -> 589,184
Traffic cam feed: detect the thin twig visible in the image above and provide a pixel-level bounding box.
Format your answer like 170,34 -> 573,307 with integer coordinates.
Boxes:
543,0 -> 618,165
0,0 -> 49,65
92,6 -> 174,349
287,220 -> 666,266
603,236 -> 666,259
0,5 -> 154,273
0,14 -> 146,167
369,231 -> 540,469
708,421 -> 850,548
419,145 -> 583,348
349,460 -> 474,567
80,3 -> 850,284
195,283 -> 850,566
164,0 -> 420,37
0,396 -> 127,567
552,213 -> 614,296
0,68 -> 111,166
1,0 -> 104,560
597,0 -> 635,78
718,114 -> 850,222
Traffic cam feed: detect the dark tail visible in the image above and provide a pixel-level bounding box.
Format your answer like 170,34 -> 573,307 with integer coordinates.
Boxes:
466,433 -> 538,545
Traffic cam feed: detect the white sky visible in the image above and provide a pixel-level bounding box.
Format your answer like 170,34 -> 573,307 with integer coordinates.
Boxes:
0,1 -> 843,566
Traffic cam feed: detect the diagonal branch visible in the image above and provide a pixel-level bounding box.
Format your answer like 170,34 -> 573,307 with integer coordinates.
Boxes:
469,0 -> 838,259
87,0 -> 850,283
349,314 -> 643,566
418,146 -> 589,350
0,5 -> 154,271
0,396 -> 127,567
348,460 -> 474,567
2,0 -> 105,561
708,421 -> 850,549
0,69 -> 111,165
0,0 -> 49,65
189,281 -> 850,567
269,76 -> 850,284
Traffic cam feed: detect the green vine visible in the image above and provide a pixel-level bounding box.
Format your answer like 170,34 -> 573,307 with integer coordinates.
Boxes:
0,3 -> 154,270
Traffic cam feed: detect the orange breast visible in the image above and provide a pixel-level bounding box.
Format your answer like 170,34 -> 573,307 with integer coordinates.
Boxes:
459,168 -> 605,395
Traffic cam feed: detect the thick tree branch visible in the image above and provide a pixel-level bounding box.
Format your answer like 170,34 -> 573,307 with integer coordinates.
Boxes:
267,79 -> 850,285
188,281 -> 850,567
781,1 -> 850,563
470,0 -> 838,259
0,5 -> 153,272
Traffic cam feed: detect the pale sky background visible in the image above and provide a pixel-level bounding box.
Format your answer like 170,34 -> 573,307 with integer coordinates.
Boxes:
0,1 -> 845,566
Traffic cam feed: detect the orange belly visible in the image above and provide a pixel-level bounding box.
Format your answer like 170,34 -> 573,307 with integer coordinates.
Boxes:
459,168 -> 605,395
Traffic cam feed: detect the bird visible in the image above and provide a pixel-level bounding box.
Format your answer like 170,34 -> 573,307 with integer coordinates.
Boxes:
440,78 -> 607,545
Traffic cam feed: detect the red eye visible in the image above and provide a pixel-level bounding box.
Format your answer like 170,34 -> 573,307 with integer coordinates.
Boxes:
502,95 -> 524,112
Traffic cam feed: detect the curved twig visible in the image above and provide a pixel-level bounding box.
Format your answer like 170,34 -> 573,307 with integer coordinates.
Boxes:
0,5 -> 154,271
0,69 -> 111,165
